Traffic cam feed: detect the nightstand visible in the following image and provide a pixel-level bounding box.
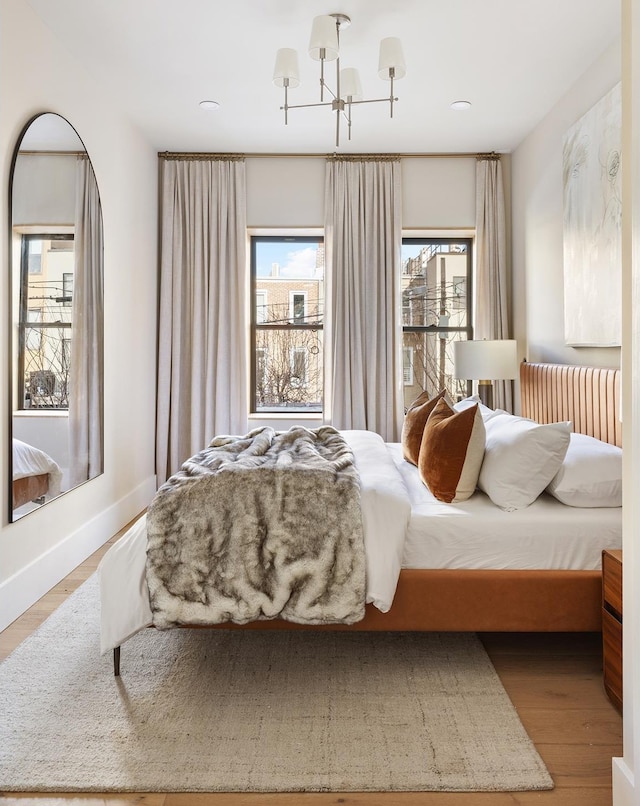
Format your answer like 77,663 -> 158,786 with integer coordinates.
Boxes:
602,549 -> 622,712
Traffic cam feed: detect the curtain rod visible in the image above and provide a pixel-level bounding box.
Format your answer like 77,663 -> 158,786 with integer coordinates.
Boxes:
159,151 -> 500,161
17,150 -> 87,157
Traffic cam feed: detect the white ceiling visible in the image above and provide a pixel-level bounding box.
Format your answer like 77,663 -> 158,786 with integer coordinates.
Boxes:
25,0 -> 620,155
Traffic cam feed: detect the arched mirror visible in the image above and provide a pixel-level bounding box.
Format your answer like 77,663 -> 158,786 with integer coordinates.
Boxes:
9,113 -> 104,521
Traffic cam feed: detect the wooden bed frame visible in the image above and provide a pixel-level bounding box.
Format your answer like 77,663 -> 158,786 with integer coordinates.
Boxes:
113,362 -> 621,674
12,473 -> 49,510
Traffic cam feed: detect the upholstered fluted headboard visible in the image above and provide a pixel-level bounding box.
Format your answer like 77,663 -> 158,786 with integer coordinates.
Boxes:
520,361 -> 622,448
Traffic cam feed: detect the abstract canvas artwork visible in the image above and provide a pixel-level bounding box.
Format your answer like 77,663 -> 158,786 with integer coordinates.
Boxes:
563,83 -> 621,346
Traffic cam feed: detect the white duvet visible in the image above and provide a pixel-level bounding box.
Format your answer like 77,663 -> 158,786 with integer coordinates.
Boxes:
98,429 -> 412,654
12,438 -> 63,496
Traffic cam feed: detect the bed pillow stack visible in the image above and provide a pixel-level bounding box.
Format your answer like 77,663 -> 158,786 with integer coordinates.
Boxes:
418,398 -> 486,503
478,412 -> 571,511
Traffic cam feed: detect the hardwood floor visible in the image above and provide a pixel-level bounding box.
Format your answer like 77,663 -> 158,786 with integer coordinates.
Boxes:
0,522 -> 622,806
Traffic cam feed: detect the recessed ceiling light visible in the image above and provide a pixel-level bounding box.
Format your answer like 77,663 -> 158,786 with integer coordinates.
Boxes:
450,100 -> 472,111
199,100 -> 220,111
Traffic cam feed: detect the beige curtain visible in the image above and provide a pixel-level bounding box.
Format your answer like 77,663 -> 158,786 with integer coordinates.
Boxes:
69,156 -> 104,487
324,157 -> 403,440
475,155 -> 513,412
156,158 -> 248,485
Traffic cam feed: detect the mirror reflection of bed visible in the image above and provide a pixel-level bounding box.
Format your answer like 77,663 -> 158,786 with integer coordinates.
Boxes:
11,438 -> 62,516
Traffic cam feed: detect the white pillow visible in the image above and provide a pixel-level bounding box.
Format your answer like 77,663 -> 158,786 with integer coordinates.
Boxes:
546,432 -> 622,507
478,413 -> 571,511
453,395 -> 500,423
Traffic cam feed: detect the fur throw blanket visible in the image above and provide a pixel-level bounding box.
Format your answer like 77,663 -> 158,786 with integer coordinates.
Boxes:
146,426 -> 366,628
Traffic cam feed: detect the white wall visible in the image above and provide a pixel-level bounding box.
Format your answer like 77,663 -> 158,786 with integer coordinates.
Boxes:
246,155 -> 477,229
0,0 -> 158,629
511,40 -> 621,367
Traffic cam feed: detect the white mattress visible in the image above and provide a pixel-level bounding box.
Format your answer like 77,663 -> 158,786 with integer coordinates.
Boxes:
387,443 -> 622,572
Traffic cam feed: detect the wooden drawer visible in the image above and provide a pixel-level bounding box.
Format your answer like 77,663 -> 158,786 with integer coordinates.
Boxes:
603,550 -> 622,618
602,608 -> 623,712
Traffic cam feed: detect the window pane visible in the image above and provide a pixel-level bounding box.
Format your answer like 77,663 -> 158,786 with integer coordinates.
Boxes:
402,242 -> 468,328
23,324 -> 72,409
255,328 -> 322,412
402,239 -> 471,408
252,237 -> 324,413
20,236 -> 74,410
254,239 -> 324,325
402,329 -> 469,409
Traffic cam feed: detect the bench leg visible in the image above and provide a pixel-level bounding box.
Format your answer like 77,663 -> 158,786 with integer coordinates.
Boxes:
113,646 -> 121,676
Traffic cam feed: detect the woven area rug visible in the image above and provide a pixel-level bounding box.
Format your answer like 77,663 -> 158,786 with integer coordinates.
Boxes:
0,574 -> 553,793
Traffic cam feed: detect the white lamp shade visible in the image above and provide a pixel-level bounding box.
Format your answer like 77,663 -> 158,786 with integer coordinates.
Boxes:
378,37 -> 406,80
340,67 -> 363,100
273,48 -> 300,88
453,339 -> 518,380
309,15 -> 339,61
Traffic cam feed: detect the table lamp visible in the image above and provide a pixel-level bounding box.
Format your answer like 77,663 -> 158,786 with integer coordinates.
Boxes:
453,339 -> 518,410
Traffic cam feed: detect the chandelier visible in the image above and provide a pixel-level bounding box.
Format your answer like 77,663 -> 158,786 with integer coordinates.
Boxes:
272,13 -> 406,148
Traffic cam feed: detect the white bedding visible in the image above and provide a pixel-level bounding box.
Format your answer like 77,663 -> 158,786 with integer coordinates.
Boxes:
388,443 -> 622,571
12,438 -> 63,496
100,432 -> 623,653
99,429 -> 411,653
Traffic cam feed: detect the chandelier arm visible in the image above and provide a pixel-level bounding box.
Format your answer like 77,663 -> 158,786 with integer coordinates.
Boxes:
284,100 -> 336,111
323,81 -> 338,101
346,97 -> 400,106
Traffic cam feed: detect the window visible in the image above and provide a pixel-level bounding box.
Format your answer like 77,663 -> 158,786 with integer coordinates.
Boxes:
62,273 -> 73,307
18,234 -> 74,409
251,236 -> 323,413
290,291 -> 307,323
290,347 -> 308,387
403,346 -> 414,386
401,238 -> 472,409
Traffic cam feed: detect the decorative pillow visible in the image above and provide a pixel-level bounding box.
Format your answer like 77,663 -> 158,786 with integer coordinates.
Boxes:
418,399 -> 486,503
453,394 -> 501,423
546,432 -> 622,507
478,413 -> 571,511
401,389 -> 446,465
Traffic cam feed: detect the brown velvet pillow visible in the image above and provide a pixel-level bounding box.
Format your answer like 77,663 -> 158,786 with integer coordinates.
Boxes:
418,399 -> 486,503
401,389 -> 446,466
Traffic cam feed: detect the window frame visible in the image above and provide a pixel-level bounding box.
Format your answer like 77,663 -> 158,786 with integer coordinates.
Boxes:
250,234 -> 324,414
18,232 -> 74,410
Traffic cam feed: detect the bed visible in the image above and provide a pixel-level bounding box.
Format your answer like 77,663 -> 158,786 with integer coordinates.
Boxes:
12,438 -> 63,511
99,361 -> 622,674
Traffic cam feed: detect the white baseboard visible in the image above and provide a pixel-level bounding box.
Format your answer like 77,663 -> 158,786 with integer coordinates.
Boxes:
613,757 -> 635,806
0,475 -> 156,632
